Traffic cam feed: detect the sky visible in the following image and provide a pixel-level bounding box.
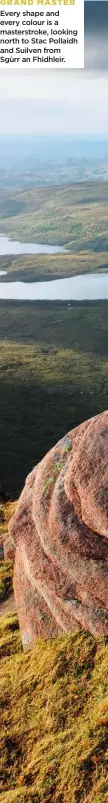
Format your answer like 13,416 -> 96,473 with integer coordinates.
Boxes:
0,1 -> 108,137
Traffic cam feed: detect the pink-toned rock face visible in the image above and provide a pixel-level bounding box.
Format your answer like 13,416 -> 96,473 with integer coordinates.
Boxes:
7,412 -> 108,648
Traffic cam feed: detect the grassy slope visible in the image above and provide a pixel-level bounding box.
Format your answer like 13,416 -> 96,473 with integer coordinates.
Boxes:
0,503 -> 16,601
0,182 -> 108,282
0,614 -> 108,803
1,252 -> 108,283
0,182 -> 108,253
0,561 -> 13,601
0,300 -> 108,497
0,501 -> 16,539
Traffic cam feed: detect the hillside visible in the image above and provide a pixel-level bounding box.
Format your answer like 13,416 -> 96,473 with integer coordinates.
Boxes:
0,300 -> 108,497
1,182 -> 108,286
1,183 -> 108,252
1,250 -> 108,284
0,613 -> 108,803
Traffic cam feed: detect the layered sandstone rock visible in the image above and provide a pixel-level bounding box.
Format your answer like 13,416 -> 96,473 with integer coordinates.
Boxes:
6,411 -> 108,647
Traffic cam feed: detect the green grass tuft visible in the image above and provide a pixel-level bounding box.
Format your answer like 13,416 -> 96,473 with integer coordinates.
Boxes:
0,561 -> 13,601
0,615 -> 108,803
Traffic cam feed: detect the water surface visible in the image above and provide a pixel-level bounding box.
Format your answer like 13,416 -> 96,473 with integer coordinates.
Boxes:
0,235 -> 66,256
0,273 -> 108,301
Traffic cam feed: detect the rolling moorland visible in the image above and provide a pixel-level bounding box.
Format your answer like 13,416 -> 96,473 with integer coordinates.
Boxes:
0,182 -> 108,284
1,250 -> 108,284
1,137 -> 108,189
0,300 -> 108,498
0,180 -> 108,498
0,179 -> 108,494
0,173 -> 108,803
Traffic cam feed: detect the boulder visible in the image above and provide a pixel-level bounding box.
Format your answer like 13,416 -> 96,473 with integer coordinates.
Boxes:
6,411 -> 108,648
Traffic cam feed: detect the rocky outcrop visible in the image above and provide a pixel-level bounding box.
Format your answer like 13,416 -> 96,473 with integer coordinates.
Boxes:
6,411 -> 108,648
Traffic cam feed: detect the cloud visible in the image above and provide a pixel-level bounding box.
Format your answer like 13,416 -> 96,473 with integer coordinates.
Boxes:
85,33 -> 108,71
85,0 -> 108,32
84,1 -> 108,70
